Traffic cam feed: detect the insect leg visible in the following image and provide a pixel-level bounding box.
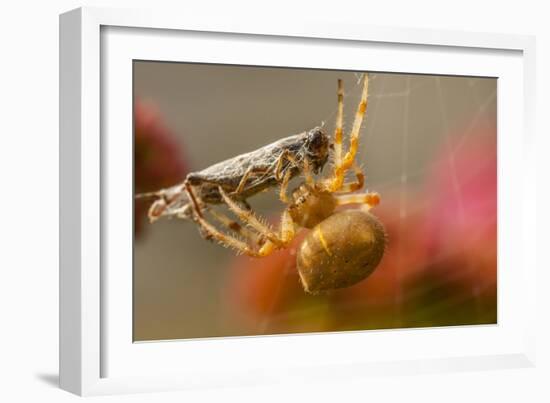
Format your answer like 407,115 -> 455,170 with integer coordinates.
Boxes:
274,149 -> 311,202
218,186 -> 284,247
136,182 -> 188,222
135,182 -> 186,201
232,166 -> 269,195
134,190 -> 160,200
276,148 -> 308,179
274,149 -> 293,180
275,148 -> 313,189
184,180 -> 204,218
148,198 -> 193,222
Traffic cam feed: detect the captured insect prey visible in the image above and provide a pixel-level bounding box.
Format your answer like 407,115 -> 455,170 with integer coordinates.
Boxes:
136,125 -> 330,222
137,73 -> 386,293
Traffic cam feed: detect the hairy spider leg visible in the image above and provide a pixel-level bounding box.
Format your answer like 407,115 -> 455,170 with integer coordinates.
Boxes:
193,213 -> 262,257
335,191 -> 380,208
207,208 -> 261,245
279,169 -> 293,203
218,186 -> 286,247
182,195 -> 283,256
333,79 -> 344,176
336,164 -> 365,193
193,186 -> 297,257
257,209 -> 296,256
301,156 -> 315,186
327,74 -> 369,192
182,175 -> 265,244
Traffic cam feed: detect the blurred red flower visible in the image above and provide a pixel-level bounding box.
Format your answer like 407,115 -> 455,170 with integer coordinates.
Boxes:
134,100 -> 188,237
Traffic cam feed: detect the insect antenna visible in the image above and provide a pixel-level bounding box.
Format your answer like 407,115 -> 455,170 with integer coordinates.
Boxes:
134,190 -> 160,199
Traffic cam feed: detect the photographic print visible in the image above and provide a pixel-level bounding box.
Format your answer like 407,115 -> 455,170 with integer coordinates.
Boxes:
133,62 -> 497,341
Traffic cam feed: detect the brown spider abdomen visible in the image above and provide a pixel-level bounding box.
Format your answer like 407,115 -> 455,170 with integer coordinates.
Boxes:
296,209 -> 386,294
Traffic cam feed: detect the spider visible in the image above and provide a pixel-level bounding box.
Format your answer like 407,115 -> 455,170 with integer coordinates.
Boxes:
189,74 -> 387,293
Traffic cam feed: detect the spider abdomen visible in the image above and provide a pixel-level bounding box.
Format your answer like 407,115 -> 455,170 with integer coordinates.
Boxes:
296,209 -> 386,294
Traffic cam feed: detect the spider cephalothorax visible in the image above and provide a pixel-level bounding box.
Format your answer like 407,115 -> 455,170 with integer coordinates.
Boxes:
288,184 -> 337,229
288,181 -> 380,229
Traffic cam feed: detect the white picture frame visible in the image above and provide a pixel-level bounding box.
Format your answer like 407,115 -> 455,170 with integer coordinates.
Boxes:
59,6 -> 537,396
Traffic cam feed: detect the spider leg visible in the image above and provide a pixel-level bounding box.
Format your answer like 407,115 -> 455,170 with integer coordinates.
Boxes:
279,168 -> 293,204
193,213 -> 263,257
257,209 -> 296,256
182,179 -> 250,247
335,191 -> 380,209
208,208 -> 260,245
301,156 -> 315,186
327,74 -> 369,192
218,186 -> 285,247
175,180 -> 265,255
194,197 -> 296,257
333,78 -> 344,176
336,164 -> 365,193
186,202 -> 276,256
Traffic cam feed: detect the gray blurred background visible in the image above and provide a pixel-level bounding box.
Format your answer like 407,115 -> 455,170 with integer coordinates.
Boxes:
133,61 -> 496,341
